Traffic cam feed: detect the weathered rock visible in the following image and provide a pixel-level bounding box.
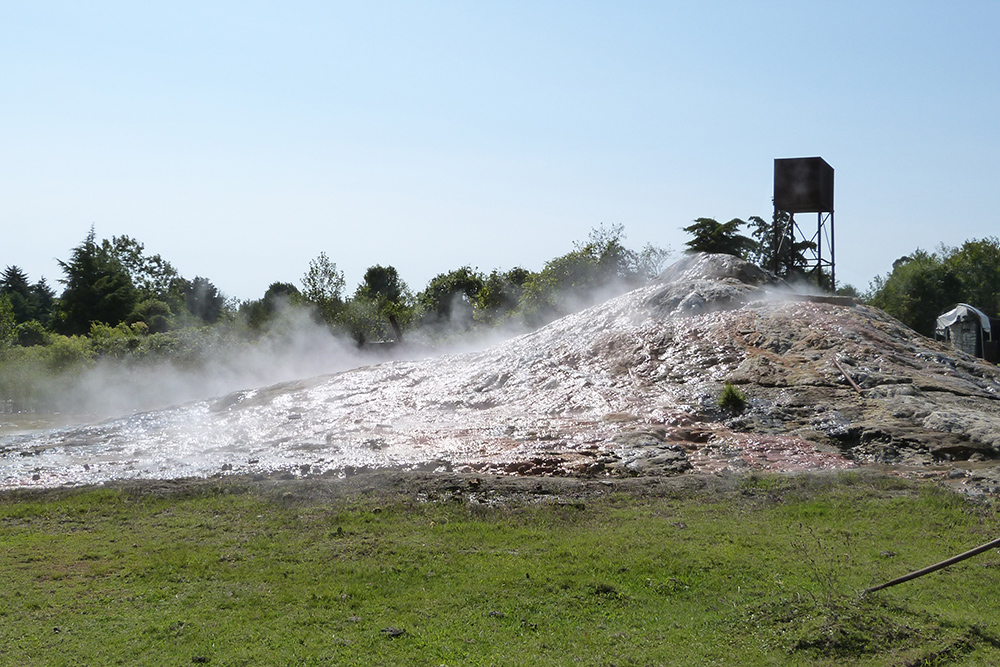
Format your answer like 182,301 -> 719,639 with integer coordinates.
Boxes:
606,429 -> 693,475
645,253 -> 773,317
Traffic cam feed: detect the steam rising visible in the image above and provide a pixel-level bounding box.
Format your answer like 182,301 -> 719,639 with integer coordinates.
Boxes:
73,312 -> 368,417
9,254 -> 931,490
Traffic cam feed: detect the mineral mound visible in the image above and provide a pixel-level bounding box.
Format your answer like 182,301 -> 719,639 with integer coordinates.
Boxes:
4,253 -> 1000,490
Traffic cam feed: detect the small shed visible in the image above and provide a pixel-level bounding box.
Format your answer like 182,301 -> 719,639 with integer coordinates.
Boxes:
935,303 -> 999,363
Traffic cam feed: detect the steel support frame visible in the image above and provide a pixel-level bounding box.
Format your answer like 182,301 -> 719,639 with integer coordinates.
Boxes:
777,209 -> 835,290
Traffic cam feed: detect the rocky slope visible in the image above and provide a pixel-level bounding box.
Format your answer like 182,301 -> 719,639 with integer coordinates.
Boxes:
3,253 -> 1000,490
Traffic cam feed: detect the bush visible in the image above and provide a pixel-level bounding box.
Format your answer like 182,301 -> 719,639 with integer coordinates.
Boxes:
43,334 -> 95,372
130,298 -> 172,333
718,382 -> 747,414
15,320 -> 47,347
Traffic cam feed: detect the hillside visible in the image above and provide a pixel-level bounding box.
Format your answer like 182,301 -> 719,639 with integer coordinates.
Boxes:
4,253 -> 1000,491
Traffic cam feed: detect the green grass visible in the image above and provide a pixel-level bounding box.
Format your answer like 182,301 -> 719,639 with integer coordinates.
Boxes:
2,473 -> 1000,666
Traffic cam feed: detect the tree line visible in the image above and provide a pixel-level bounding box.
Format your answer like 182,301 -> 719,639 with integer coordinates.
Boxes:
0,224 -> 670,360
3,217 -> 998,406
867,239 -> 1000,337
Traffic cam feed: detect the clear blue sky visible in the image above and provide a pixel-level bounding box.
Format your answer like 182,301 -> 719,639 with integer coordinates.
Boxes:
3,1 -> 998,301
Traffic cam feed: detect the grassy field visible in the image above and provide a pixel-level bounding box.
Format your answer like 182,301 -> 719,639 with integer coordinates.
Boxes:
2,471 -> 1000,666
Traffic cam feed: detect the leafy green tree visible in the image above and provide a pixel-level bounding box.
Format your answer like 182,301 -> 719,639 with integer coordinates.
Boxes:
301,252 -> 346,324
0,266 -> 54,326
264,282 -> 301,305
30,278 -> 56,326
475,267 -> 529,325
867,237 -> 1000,336
517,248 -> 600,325
356,265 -> 405,304
241,283 -> 303,331
341,296 -> 384,345
569,224 -> 669,283
89,322 -> 144,359
835,284 -> 861,298
682,218 -> 755,257
54,228 -> 138,335
516,225 -> 670,327
177,276 -> 226,324
15,320 -> 48,347
418,267 -> 485,326
633,243 -> 673,279
585,224 -> 632,279
353,265 -> 413,341
260,282 -> 301,324
1,266 -> 30,294
868,250 -> 961,336
129,298 -> 173,333
101,235 -> 179,300
43,334 -> 95,372
941,237 -> 1000,317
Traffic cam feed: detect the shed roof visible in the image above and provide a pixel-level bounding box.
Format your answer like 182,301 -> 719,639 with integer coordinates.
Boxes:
936,303 -> 992,337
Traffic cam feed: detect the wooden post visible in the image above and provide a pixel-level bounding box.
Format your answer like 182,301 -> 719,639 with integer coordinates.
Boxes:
863,537 -> 1000,595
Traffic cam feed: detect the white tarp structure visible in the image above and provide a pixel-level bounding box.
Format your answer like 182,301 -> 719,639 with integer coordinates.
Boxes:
936,303 -> 992,340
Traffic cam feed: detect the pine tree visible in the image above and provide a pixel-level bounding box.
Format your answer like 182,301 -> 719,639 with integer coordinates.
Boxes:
54,227 -> 137,335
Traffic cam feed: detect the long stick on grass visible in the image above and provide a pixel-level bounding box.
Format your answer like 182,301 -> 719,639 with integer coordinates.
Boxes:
863,536 -> 1000,594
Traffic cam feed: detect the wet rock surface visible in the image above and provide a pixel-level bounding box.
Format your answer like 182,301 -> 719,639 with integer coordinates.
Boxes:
3,253 -> 999,493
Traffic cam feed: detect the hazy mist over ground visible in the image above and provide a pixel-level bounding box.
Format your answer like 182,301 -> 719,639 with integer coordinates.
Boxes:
16,272 -> 664,424
49,310 -> 373,421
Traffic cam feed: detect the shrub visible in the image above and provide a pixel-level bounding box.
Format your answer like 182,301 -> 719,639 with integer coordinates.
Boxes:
43,334 -> 95,372
718,382 -> 747,414
15,320 -> 48,347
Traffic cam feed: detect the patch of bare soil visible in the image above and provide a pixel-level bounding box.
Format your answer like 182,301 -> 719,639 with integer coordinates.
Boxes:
0,468 -> 809,507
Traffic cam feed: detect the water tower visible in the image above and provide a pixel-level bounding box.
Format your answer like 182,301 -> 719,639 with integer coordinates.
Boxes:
773,157 -> 835,288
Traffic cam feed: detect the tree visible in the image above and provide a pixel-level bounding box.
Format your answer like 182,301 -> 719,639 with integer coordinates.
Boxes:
177,276 -> 226,324
2,268 -> 57,327
30,278 -> 56,326
682,218 -> 755,257
0,294 -> 14,346
129,299 -> 172,333
575,223 -> 669,283
633,243 -> 673,280
418,267 -> 485,326
101,235 -> 179,300
516,248 -> 602,326
867,237 -> 1000,337
516,225 -> 671,327
867,250 -> 961,337
356,265 -> 405,304
351,265 -> 412,342
15,320 -> 47,346
301,252 -> 346,324
475,267 -> 529,325
1,266 -> 30,296
54,228 -> 138,335
241,282 -> 301,330
942,237 -> 1000,317
835,284 -> 861,298
745,212 -> 815,279
1,266 -> 34,324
